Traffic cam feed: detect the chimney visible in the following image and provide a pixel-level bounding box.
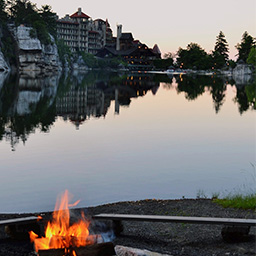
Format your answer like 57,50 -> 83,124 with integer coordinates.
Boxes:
78,7 -> 82,15
116,24 -> 122,51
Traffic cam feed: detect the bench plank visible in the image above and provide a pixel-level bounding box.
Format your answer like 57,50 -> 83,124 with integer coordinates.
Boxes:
0,216 -> 39,226
93,214 -> 256,226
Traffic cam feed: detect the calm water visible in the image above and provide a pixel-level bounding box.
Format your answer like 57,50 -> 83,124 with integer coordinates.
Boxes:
0,71 -> 255,213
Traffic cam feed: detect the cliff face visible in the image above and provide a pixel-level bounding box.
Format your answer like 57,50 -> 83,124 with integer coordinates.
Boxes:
233,63 -> 253,87
0,50 -> 10,72
13,25 -> 61,74
0,27 -> 11,72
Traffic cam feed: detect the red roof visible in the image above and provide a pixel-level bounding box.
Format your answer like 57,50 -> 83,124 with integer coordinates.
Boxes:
70,11 -> 90,19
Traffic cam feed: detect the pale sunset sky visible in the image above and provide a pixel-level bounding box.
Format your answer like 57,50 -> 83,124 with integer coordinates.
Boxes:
32,0 -> 255,60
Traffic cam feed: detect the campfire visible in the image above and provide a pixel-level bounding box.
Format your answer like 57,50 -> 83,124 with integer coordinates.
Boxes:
29,190 -> 114,256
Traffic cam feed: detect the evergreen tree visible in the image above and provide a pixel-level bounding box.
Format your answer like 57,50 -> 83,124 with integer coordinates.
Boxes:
212,31 -> 229,69
7,0 -> 57,44
236,31 -> 255,62
8,0 -> 39,26
0,0 -> 7,23
39,5 -> 57,38
247,46 -> 256,67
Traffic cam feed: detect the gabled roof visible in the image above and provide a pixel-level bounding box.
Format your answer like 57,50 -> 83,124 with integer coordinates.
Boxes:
152,44 -> 161,55
70,11 -> 90,19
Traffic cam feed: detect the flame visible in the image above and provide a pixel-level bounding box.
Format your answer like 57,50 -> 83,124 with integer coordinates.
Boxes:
30,190 -> 92,253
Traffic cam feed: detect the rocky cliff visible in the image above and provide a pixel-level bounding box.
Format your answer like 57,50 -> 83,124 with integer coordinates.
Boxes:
233,62 -> 253,87
11,25 -> 61,74
0,27 -> 11,72
0,50 -> 10,72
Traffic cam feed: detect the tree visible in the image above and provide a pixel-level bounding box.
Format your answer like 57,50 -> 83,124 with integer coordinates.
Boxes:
247,46 -> 256,67
163,52 -> 176,60
56,39 -> 72,65
8,0 -> 39,25
153,58 -> 173,70
7,0 -> 56,44
236,31 -> 255,62
176,43 -> 212,70
212,31 -> 229,69
39,5 -> 57,38
0,0 -> 7,23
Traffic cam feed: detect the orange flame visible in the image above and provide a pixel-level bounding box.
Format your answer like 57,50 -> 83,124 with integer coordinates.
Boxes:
29,190 -> 92,252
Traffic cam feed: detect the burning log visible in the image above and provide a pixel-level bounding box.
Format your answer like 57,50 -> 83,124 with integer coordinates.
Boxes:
30,191 -> 115,256
38,242 -> 115,256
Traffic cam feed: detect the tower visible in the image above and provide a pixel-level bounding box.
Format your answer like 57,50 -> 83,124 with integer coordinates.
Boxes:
116,24 -> 122,51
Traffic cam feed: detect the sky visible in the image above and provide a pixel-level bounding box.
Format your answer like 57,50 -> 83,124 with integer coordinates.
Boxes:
31,0 -> 255,60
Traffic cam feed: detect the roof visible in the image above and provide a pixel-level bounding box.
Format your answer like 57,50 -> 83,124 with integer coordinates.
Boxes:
120,33 -> 134,41
70,11 -> 90,19
152,44 -> 161,55
94,18 -> 105,22
96,46 -> 138,58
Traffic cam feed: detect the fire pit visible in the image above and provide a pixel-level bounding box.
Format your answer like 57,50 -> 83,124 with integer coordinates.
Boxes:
29,190 -> 115,256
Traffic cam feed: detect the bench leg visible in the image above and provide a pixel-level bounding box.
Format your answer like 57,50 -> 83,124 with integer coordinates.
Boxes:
221,225 -> 251,242
113,220 -> 123,236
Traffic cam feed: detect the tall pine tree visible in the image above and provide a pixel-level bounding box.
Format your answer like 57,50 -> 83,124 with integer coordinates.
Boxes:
212,31 -> 229,69
236,31 -> 255,62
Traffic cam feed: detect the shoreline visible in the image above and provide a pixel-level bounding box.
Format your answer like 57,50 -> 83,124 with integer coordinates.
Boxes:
0,199 -> 255,255
0,197 -> 255,218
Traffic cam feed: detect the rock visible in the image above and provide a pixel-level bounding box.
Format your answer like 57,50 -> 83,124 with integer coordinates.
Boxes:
72,55 -> 89,71
0,50 -> 10,72
15,75 -> 59,115
115,245 -> 171,256
14,25 -> 61,74
0,72 -> 8,91
16,25 -> 42,51
232,62 -> 253,86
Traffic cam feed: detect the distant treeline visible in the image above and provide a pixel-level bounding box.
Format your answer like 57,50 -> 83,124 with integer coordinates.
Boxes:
160,31 -> 256,70
0,0 -> 255,70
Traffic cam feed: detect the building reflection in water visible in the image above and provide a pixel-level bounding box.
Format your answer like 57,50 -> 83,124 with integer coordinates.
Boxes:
56,72 -> 160,129
0,71 -> 255,149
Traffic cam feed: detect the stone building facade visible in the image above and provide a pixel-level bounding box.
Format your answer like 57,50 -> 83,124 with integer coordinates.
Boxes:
57,8 -> 113,54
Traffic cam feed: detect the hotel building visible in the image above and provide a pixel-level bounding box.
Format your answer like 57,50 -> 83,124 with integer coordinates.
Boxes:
57,8 -> 113,54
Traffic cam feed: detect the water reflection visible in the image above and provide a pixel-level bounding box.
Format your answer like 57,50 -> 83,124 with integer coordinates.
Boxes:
0,71 -> 255,150
56,72 -> 160,129
0,73 -> 60,150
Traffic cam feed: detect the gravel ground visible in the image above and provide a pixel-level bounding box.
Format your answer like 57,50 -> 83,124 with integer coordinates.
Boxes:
0,199 -> 255,256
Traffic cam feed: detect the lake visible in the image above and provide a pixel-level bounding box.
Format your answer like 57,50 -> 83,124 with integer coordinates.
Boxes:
0,71 -> 255,213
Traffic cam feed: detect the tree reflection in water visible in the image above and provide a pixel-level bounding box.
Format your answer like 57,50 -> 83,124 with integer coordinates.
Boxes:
0,71 -> 255,150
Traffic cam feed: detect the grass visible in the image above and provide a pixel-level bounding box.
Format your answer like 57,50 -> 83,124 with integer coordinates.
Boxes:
210,164 -> 256,210
213,193 -> 256,210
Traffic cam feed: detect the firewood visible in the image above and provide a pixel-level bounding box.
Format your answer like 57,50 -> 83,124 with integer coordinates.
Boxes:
74,242 -> 115,256
38,248 -> 65,256
38,242 -> 115,256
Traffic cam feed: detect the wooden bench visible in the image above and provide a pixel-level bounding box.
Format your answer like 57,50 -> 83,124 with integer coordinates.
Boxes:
92,213 -> 256,241
0,216 -> 46,239
0,216 -> 39,226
